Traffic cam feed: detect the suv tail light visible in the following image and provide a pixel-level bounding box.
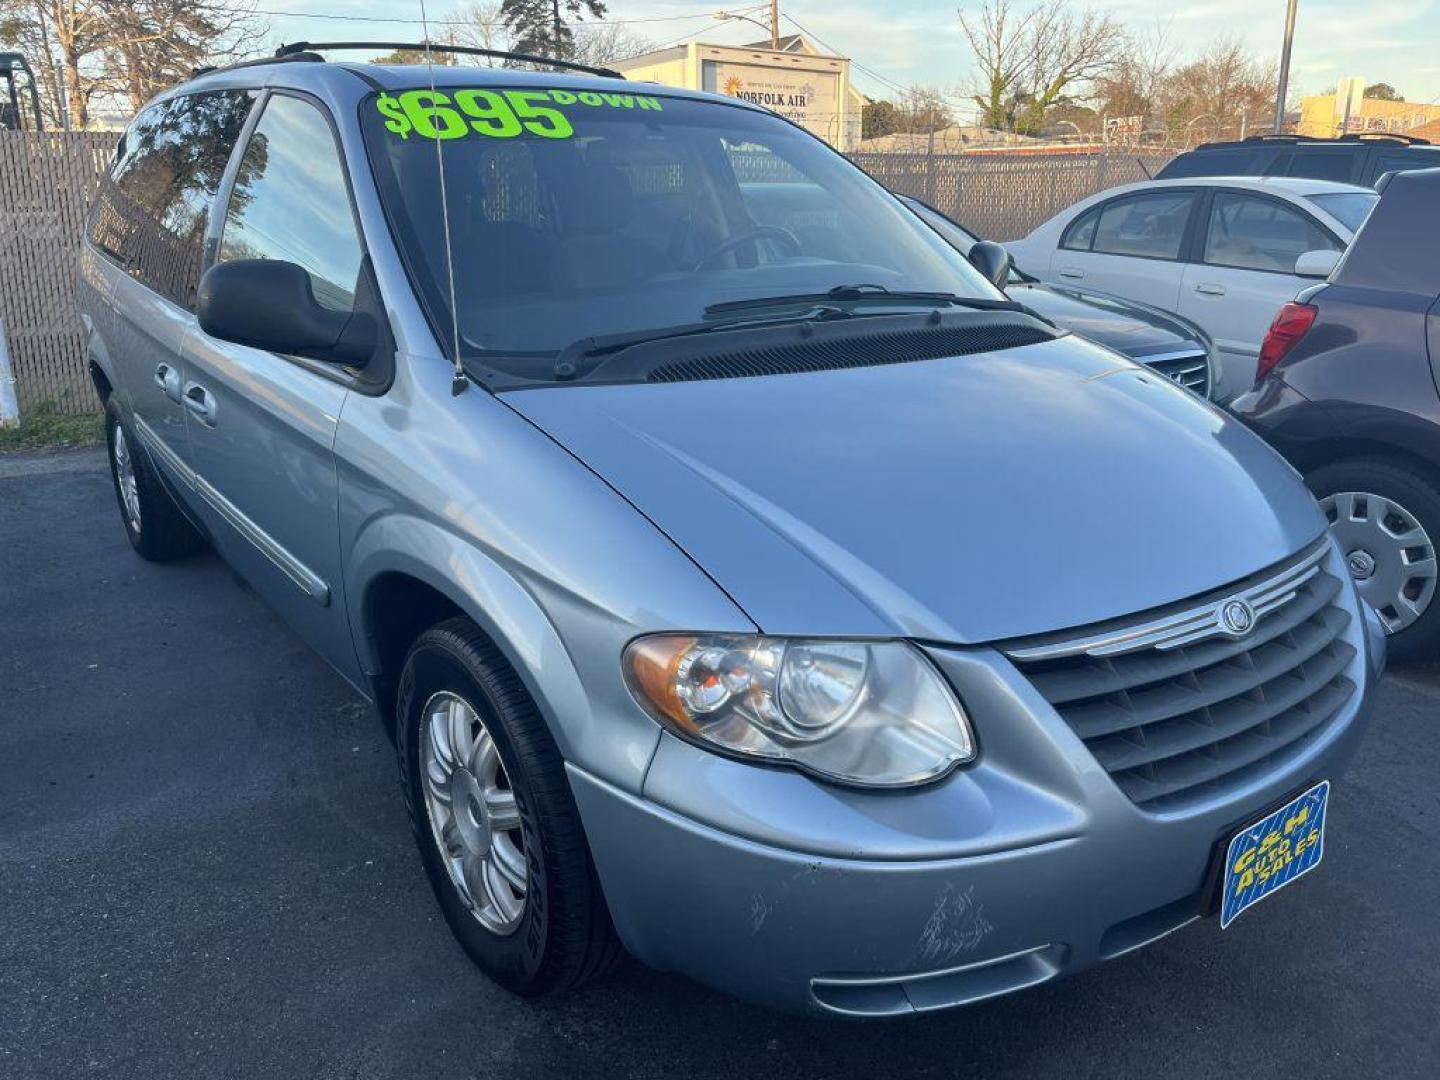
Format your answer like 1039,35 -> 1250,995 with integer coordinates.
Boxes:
1256,302 -> 1317,386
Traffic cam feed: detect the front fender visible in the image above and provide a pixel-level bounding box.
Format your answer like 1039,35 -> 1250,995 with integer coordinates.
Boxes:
346,513 -> 671,793
336,353 -> 758,793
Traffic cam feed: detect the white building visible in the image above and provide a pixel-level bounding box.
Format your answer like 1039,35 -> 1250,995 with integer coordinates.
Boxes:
613,34 -> 864,151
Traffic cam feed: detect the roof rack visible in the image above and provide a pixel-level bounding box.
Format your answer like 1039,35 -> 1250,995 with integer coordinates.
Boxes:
1200,131 -> 1432,150
189,51 -> 324,80
274,41 -> 624,80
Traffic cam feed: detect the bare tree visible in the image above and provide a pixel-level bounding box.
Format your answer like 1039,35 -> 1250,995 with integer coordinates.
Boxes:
958,0 -> 1034,130
100,1 -> 265,112
0,0 -> 263,127
1096,17 -> 1178,132
570,21 -> 656,66
1015,0 -> 1124,131
1159,35 -> 1278,136
447,1 -> 512,64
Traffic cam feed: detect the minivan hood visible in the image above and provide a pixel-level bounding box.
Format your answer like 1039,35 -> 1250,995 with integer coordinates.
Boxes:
504,336 -> 1324,643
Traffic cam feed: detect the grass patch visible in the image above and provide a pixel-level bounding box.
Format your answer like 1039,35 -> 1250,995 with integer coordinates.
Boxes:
0,401 -> 106,452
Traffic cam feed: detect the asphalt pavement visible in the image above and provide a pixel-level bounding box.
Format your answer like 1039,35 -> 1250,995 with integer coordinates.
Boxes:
3,448 -> 1438,1080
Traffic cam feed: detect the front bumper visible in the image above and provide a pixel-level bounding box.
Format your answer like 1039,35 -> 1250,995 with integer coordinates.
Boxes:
572,599 -> 1384,1017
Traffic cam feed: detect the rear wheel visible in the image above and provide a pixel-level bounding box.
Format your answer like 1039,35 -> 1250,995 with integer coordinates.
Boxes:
396,617 -> 623,995
104,399 -> 203,562
1308,459 -> 1440,662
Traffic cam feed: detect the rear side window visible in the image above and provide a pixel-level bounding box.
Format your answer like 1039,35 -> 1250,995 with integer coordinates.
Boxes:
1202,192 -> 1337,273
1162,148 -> 1259,178
1090,192 -> 1195,259
1373,149 -> 1440,180
218,95 -> 364,313
88,91 -> 254,308
1286,149 -> 1357,183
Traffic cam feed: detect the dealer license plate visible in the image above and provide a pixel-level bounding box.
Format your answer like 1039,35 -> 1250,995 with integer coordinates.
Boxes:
1221,780 -> 1329,929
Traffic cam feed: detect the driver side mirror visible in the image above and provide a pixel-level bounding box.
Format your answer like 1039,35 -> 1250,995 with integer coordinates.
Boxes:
1294,249 -> 1341,279
197,259 -> 375,366
967,241 -> 1011,290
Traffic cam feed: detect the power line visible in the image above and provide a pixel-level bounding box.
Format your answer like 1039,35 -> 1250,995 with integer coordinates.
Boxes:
245,6 -> 750,28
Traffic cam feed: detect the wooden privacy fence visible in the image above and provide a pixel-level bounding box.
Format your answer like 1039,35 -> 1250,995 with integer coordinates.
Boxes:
0,131 -> 116,414
0,133 -> 1174,417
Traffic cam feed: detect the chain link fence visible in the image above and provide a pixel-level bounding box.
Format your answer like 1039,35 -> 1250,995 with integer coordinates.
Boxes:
1,133 -> 1176,415
0,131 -> 117,416
850,148 -> 1177,241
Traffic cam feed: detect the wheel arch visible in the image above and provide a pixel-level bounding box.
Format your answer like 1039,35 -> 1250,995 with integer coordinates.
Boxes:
346,517 -> 602,770
1294,436 -> 1440,488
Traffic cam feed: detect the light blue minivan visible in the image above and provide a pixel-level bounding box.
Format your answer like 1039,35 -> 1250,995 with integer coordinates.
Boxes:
79,45 -> 1384,1017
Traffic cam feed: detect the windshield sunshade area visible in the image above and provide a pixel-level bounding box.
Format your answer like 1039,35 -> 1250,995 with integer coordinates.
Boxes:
361,85 -> 1003,377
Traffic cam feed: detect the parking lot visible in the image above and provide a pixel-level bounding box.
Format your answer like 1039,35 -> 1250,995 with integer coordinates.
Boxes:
3,448 -> 1439,1080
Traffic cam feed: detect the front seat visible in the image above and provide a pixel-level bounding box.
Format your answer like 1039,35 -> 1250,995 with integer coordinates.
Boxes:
552,163 -> 668,291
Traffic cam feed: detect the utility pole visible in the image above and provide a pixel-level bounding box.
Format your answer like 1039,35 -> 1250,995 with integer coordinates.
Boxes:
1273,0 -> 1298,134
771,0 -> 780,49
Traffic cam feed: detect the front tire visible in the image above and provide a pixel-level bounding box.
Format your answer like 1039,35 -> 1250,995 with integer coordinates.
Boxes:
104,399 -> 203,562
396,617 -> 622,996
1308,459 -> 1440,663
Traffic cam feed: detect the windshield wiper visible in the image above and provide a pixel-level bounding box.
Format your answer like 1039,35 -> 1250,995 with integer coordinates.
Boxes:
704,284 -> 1021,318
551,305 -> 859,380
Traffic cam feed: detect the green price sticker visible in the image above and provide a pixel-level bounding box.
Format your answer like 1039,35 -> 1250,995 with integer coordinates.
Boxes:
376,88 -> 664,141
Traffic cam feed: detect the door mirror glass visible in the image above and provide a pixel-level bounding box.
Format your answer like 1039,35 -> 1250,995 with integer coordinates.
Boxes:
1294,249 -> 1341,279
967,241 -> 1011,289
197,259 -> 374,364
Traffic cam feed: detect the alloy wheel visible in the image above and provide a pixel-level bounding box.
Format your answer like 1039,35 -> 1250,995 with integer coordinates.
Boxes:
419,691 -> 528,934
112,425 -> 142,534
1321,490 -> 1438,634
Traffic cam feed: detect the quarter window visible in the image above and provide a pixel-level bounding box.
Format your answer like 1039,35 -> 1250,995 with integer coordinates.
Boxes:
1060,207 -> 1099,250
1202,193 -> 1337,273
88,91 -> 254,307
1090,192 -> 1195,260
218,95 -> 363,313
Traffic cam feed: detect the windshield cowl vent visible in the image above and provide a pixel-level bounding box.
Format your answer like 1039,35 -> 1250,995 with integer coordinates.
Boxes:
644,322 -> 1056,384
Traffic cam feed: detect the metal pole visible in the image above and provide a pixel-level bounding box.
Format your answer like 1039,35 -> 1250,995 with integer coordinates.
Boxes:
771,0 -> 780,49
0,319 -> 21,429
1273,0 -> 1298,134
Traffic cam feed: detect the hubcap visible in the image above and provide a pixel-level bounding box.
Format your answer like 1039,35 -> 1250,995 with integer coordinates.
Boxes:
1321,491 -> 1438,634
419,691 -> 527,934
112,425 -> 141,534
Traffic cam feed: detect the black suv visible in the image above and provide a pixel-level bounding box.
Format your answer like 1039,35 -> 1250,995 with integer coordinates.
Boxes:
1157,134 -> 1440,188
1232,167 -> 1440,660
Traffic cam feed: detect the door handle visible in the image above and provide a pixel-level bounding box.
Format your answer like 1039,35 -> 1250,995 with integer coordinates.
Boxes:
1058,267 -> 1084,280
154,362 -> 182,403
1194,282 -> 1226,296
183,382 -> 217,427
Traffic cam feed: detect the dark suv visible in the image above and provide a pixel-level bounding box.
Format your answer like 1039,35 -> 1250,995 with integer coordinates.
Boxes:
1232,167 -> 1440,660
1157,134 -> 1440,188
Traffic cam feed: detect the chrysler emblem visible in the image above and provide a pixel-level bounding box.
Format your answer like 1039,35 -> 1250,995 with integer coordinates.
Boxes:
1219,598 -> 1256,637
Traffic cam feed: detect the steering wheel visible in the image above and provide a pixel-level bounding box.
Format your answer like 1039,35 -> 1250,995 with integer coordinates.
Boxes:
689,226 -> 802,272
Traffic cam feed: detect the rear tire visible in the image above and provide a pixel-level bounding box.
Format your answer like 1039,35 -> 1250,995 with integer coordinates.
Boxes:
1308,458 -> 1440,663
105,399 -> 203,562
396,617 -> 623,996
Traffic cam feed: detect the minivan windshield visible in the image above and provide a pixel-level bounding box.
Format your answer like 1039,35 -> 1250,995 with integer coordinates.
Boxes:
361,86 -> 1001,366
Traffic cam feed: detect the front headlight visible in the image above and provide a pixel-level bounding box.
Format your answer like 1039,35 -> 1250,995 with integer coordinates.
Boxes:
623,634 -> 974,788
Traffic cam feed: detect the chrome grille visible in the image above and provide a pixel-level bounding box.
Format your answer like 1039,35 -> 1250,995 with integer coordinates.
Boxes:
1145,351 -> 1212,397
1005,541 -> 1356,811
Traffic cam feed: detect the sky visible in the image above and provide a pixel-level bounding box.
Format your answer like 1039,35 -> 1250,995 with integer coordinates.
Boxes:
251,1 -> 1440,117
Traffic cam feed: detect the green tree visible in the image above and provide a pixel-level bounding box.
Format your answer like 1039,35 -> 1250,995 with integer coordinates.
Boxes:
1365,82 -> 1402,101
499,0 -> 606,61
